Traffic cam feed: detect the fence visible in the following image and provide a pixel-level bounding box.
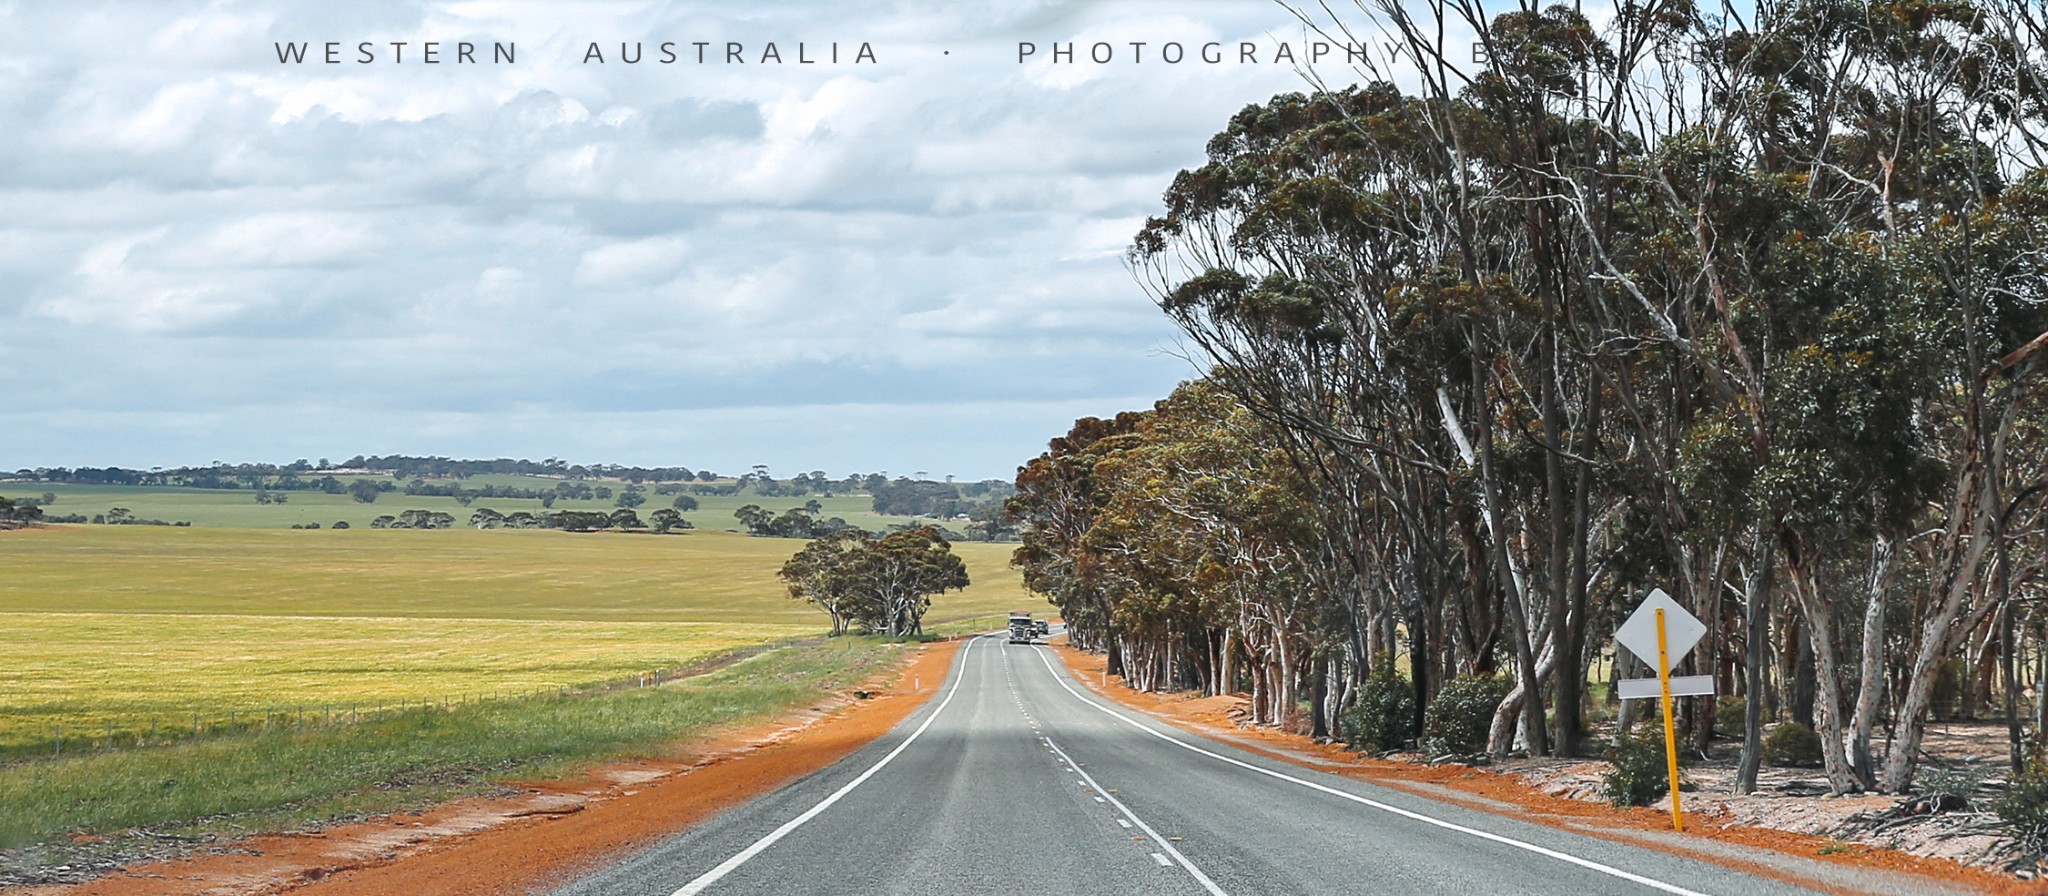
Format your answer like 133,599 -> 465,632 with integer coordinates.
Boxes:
2,665 -> 699,763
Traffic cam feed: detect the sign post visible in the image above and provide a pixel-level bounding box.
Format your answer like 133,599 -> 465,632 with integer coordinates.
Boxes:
1655,608 -> 1682,832
1614,588 -> 1711,832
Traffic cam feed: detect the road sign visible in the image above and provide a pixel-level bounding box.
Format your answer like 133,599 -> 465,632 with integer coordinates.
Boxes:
1614,588 -> 1704,672
1617,675 -> 1714,699
1611,588 -> 1712,835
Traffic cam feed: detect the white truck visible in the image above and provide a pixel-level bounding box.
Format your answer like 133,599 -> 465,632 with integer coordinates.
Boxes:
1008,611 -> 1036,644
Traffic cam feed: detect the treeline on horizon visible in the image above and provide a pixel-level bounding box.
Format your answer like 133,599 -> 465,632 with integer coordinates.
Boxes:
1008,0 -> 2048,799
2,455 -> 1018,531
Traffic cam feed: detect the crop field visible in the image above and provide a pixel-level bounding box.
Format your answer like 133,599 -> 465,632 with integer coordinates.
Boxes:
0,526 -> 1032,755
0,637 -> 908,848
0,479 -> 939,531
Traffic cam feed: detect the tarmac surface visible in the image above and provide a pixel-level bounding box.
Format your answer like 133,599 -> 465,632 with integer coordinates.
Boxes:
548,631 -> 1832,896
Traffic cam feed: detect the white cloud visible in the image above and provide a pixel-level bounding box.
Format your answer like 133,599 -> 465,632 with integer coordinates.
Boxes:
0,0 -> 1411,476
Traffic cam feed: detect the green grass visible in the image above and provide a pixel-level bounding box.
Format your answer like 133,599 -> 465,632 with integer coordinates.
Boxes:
0,480 -> 938,532
0,525 -> 1028,622
0,527 -> 1031,753
0,613 -> 807,753
0,637 -> 906,848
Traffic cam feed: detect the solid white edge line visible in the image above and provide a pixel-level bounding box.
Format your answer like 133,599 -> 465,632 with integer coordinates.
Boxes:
1043,732 -> 1229,896
1028,647 -> 1714,896
668,635 -> 986,896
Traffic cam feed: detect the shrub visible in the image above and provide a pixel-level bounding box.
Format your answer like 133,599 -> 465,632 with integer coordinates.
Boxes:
1997,754 -> 2048,850
1762,722 -> 1822,767
1918,765 -> 1985,813
1341,662 -> 1416,753
1603,725 -> 1671,807
1423,674 -> 1511,757
1714,695 -> 1746,739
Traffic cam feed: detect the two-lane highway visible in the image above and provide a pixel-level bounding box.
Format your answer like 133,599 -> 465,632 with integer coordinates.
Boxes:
549,635 -> 1830,896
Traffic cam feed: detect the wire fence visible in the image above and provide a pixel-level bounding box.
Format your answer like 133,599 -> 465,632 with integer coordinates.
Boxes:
1,664 -> 700,764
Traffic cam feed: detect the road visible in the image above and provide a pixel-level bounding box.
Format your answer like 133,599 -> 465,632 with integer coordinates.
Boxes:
549,633 -> 1830,896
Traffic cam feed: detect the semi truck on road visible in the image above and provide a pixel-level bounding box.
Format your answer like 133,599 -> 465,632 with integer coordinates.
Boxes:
1008,612 -> 1036,644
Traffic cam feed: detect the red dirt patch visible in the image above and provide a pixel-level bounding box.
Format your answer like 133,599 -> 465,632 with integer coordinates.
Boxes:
1049,641 -> 2048,896
7,639 -> 963,896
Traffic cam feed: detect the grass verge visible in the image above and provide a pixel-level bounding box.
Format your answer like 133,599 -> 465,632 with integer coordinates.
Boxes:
0,636 -> 905,851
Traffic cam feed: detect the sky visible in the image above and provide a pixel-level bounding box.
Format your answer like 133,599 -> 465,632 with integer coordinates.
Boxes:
0,0 -> 1409,481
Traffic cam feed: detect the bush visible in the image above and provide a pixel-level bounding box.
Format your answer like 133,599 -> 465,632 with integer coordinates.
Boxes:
1762,722 -> 1822,767
1918,765 -> 1985,813
1714,695 -> 1746,739
1341,662 -> 1415,753
1423,674 -> 1511,757
1603,725 -> 1672,807
1997,754 -> 2048,850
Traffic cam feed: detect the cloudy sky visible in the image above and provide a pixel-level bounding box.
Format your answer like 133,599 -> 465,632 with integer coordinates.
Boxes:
0,0 -> 1387,480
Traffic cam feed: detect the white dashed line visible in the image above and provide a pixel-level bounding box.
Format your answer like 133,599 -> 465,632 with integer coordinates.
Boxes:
1043,734 -> 1228,896
1025,647 -> 1712,896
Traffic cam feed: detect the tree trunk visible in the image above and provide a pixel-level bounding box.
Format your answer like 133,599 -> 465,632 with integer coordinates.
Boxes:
1848,536 -> 1896,789
1786,555 -> 1859,794
1736,525 -> 1777,795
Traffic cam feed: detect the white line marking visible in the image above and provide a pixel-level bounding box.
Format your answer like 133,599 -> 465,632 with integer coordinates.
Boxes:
1118,819 -> 1132,828
668,636 -> 986,896
1043,734 -> 1228,896
1027,648 -> 1712,896
1151,852 -> 1173,867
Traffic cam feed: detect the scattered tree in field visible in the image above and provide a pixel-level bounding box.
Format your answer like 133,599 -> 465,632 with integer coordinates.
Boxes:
781,526 -> 969,636
649,508 -> 692,533
347,479 -> 381,504
671,495 -> 700,511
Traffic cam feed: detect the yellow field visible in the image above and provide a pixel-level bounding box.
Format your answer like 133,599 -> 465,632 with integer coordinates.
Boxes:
0,525 -> 1035,752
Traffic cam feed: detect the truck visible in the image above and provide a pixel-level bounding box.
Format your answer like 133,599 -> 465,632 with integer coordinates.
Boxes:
1008,611 -> 1036,644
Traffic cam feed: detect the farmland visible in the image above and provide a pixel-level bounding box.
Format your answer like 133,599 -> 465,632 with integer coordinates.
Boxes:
0,526 -> 1030,755
0,478 -> 939,532
0,521 -> 1031,857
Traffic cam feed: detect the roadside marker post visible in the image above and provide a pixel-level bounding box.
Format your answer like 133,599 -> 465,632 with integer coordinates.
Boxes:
1655,609 -> 1682,832
1614,588 -> 1713,833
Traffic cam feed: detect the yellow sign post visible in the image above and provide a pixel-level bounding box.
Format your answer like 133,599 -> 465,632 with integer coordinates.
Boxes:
1655,608 -> 1684,832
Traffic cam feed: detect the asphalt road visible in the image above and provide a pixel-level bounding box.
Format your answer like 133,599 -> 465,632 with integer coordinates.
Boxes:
548,633 -> 1831,896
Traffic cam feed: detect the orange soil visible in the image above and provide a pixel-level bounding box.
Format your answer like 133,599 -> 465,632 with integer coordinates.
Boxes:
1049,641 -> 2048,896
8,639 -> 962,896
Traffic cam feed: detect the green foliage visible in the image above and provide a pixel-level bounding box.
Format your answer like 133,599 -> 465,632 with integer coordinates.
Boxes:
1997,753 -> 2048,850
1762,722 -> 1823,767
1340,661 -> 1415,753
1423,674 -> 1510,757
1714,695 -> 1747,738
1602,725 -> 1671,807
781,526 -> 970,636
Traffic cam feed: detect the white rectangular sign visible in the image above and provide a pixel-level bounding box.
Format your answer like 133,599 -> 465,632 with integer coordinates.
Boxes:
1617,675 -> 1715,700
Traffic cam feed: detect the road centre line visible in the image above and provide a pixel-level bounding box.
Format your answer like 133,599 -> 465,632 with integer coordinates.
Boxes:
667,635 -> 987,896
1042,733 -> 1229,896
1026,648 -> 1713,896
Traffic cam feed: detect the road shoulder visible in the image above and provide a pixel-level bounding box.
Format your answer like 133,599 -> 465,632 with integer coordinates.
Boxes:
1047,641 -> 2046,896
